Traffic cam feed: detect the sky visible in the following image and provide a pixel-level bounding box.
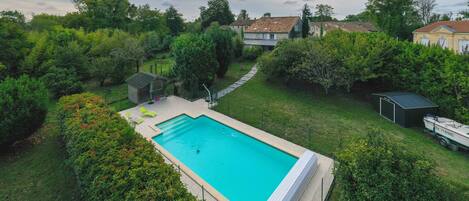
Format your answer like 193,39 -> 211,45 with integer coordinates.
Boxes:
0,0 -> 467,21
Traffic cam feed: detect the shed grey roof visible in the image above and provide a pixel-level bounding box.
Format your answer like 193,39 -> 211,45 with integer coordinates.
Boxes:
373,92 -> 438,109
126,72 -> 166,89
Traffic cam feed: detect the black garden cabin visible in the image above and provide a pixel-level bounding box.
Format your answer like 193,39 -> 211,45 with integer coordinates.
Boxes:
372,92 -> 438,127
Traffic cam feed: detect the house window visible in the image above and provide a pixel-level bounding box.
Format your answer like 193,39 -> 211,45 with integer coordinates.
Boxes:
437,37 -> 448,48
420,38 -> 430,46
270,34 -> 275,40
459,40 -> 469,54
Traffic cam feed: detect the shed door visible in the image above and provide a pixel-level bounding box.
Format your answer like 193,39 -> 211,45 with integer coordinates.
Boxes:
380,97 -> 395,122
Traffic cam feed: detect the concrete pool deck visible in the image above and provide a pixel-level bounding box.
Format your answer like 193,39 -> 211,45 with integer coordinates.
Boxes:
119,96 -> 334,201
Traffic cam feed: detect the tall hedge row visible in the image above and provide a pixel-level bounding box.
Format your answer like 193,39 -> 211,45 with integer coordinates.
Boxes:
57,93 -> 195,201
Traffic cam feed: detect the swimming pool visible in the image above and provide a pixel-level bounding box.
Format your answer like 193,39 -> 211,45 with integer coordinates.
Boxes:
153,114 -> 298,201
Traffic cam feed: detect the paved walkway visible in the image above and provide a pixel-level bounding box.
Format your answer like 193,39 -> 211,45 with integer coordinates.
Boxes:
215,64 -> 257,99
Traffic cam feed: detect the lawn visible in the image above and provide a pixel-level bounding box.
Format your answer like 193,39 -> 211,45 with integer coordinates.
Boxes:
214,73 -> 469,199
0,102 -> 81,201
140,53 -> 174,76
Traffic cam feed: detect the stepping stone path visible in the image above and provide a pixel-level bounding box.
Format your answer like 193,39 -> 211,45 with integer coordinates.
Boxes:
215,64 -> 258,99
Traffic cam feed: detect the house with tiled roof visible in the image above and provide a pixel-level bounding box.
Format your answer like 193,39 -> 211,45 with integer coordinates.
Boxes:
309,22 -> 377,37
229,19 -> 255,35
243,16 -> 302,48
413,21 -> 469,54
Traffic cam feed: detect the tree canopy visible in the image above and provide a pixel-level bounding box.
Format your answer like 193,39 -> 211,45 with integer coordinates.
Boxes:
200,0 -> 235,29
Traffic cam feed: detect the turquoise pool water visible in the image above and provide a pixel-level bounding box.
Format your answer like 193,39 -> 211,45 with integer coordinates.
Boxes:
153,114 -> 297,201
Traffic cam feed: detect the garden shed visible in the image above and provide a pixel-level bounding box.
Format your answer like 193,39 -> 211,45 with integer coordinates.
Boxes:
126,72 -> 167,104
372,92 -> 438,127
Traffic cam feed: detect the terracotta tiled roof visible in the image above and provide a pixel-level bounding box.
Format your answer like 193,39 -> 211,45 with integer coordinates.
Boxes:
245,16 -> 300,33
230,19 -> 255,26
414,21 -> 469,33
310,22 -> 377,32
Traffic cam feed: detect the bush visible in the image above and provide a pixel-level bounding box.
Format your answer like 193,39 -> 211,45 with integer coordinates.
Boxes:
42,67 -> 83,98
233,35 -> 244,58
171,34 -> 218,88
258,39 -> 313,80
335,132 -> 463,201
242,46 -> 263,60
57,93 -> 196,201
0,76 -> 48,145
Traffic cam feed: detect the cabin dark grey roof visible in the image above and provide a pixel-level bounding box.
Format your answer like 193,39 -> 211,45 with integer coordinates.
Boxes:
126,72 -> 166,89
373,92 -> 438,109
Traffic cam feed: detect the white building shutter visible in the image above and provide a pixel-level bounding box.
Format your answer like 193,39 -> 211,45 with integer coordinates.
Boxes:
459,40 -> 469,54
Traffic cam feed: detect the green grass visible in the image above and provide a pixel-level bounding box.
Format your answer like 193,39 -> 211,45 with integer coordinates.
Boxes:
141,53 -> 174,76
212,59 -> 256,90
214,73 -> 469,199
0,102 -> 81,201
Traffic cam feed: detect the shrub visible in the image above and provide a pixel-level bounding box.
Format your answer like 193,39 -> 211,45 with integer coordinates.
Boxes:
233,35 -> 244,58
242,46 -> 263,60
41,67 -> 83,98
0,75 -> 48,145
171,34 -> 218,88
335,132 -> 463,201
57,93 -> 196,201
258,39 -> 313,80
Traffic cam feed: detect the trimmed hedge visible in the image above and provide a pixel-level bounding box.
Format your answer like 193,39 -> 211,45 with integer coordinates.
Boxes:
57,93 -> 195,201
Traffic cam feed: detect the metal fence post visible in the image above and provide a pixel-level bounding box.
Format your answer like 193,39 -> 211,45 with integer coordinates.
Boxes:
321,177 -> 324,201
202,185 -> 205,201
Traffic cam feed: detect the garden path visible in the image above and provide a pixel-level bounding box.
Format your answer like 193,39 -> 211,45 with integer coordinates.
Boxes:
215,64 -> 257,99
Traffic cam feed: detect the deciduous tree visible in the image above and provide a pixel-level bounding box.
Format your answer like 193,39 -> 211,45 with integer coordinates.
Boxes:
200,0 -> 235,29
165,6 -> 185,36
171,34 -> 218,88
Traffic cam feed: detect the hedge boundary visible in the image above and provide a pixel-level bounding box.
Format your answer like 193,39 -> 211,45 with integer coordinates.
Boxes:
57,93 -> 195,201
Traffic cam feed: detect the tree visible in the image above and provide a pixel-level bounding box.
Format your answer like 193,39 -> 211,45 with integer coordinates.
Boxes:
233,35 -> 244,58
237,9 -> 249,20
315,4 -> 334,21
301,4 -> 312,38
110,38 -> 144,83
0,18 -> 30,76
30,14 -> 63,31
41,67 -> 83,98
140,32 -> 165,59
165,6 -> 185,36
344,11 -> 372,22
54,41 -> 89,80
73,0 -> 131,30
128,4 -> 167,34
91,57 -> 114,86
0,76 -> 48,146
415,0 -> 437,25
335,132 -> 462,201
171,34 -> 218,88
205,24 -> 234,78
366,0 -> 420,40
0,10 -> 26,25
314,4 -> 334,37
295,44 -> 339,95
62,12 -> 91,29
200,0 -> 235,29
